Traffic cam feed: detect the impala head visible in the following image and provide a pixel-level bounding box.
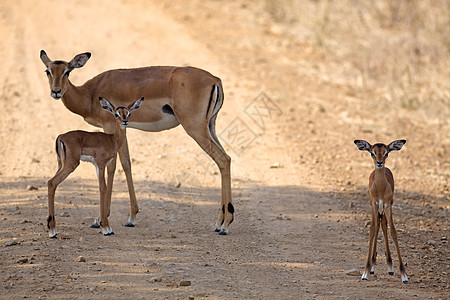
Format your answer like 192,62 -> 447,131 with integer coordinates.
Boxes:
354,139 -> 406,169
99,97 -> 144,129
40,50 -> 91,100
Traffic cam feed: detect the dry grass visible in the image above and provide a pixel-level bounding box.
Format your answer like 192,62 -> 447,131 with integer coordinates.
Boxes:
265,0 -> 450,115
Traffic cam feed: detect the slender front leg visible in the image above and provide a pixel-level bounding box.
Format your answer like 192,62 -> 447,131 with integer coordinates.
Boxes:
362,208 -> 376,280
370,213 -> 381,274
386,206 -> 408,283
98,166 -> 114,236
118,136 -> 139,227
380,213 -> 394,275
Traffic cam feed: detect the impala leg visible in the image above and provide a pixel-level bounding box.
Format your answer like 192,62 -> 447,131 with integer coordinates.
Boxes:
362,208 -> 377,280
370,213 -> 381,274
380,213 -> 394,275
181,123 -> 233,235
118,137 -> 139,227
97,165 -> 113,236
386,206 -> 408,283
47,163 -> 78,238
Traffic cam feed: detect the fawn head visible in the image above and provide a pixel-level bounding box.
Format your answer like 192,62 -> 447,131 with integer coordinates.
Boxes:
99,97 -> 144,129
40,50 -> 91,100
354,139 -> 406,169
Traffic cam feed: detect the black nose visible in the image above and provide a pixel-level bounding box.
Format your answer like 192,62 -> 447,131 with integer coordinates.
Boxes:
52,89 -> 61,94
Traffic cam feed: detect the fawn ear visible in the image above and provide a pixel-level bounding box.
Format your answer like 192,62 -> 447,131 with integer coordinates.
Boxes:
99,97 -> 115,114
68,52 -> 91,70
128,97 -> 144,112
40,50 -> 51,67
387,139 -> 406,152
354,140 -> 371,152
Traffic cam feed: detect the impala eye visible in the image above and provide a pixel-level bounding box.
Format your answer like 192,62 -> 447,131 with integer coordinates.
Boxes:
63,70 -> 71,77
384,152 -> 389,158
115,113 -> 120,118
45,70 -> 50,76
370,152 -> 375,157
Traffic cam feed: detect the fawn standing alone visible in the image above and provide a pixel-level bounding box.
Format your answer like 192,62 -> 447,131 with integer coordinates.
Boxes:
47,97 -> 144,237
354,139 -> 408,284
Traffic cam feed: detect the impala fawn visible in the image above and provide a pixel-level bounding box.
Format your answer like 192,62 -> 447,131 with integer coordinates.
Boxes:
47,97 -> 144,237
354,139 -> 408,284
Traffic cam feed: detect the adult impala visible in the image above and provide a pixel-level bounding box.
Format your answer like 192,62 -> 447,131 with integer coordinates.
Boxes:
40,50 -> 234,235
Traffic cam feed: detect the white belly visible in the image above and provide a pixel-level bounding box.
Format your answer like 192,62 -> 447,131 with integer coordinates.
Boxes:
128,114 -> 179,132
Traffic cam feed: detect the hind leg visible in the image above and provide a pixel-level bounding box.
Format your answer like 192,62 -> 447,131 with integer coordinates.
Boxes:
47,163 -> 78,238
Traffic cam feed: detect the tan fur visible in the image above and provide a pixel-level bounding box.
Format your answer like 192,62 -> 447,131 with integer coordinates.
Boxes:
41,51 -> 233,234
47,98 -> 143,237
354,139 -> 408,283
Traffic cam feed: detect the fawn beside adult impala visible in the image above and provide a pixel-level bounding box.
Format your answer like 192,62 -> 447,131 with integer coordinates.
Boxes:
40,50 -> 233,235
354,139 -> 408,284
47,97 -> 143,238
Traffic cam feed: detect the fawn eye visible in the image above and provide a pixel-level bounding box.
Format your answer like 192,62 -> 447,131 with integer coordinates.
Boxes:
370,152 -> 375,157
115,113 -> 120,118
45,70 -> 50,76
384,153 -> 389,158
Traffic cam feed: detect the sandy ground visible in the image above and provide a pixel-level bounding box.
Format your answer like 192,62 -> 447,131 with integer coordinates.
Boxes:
0,0 -> 448,299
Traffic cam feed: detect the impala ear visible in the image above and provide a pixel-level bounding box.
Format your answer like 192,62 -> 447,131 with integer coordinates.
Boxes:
354,140 -> 371,152
99,97 -> 115,114
128,97 -> 144,113
387,139 -> 406,152
40,50 -> 51,67
68,52 -> 91,70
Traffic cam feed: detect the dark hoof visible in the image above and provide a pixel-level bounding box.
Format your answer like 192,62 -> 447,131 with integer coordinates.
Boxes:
388,271 -> 394,276
90,223 -> 100,228
124,222 -> 135,227
214,228 -> 220,232
403,280 -> 408,284
50,235 -> 57,239
370,271 -> 374,275
104,232 -> 115,236
361,278 -> 368,281
218,230 -> 227,235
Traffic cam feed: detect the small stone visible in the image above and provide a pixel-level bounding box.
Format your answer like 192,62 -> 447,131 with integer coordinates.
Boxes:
441,236 -> 447,241
17,257 -> 28,264
270,162 -> 282,169
188,296 -> 195,300
364,220 -> 371,227
60,211 -> 70,217
19,219 -> 31,224
4,240 -> 18,247
157,154 -> 167,159
179,280 -> 191,286
346,269 -> 361,276
175,182 -> 181,188
75,256 -> 86,262
170,234 -> 177,238
427,239 -> 436,245
31,158 -> 40,163
26,185 -> 38,191
151,277 -> 162,282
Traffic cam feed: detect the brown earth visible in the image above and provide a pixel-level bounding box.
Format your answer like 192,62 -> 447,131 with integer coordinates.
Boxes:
0,0 -> 448,299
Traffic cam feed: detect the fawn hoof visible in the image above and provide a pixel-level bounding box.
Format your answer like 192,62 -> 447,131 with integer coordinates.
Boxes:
218,230 -> 227,235
50,234 -> 57,239
370,271 -> 374,275
90,223 -> 100,228
104,231 -> 115,236
124,222 -> 135,227
361,278 -> 368,281
214,228 -> 220,232
388,271 -> 394,276
403,279 -> 408,284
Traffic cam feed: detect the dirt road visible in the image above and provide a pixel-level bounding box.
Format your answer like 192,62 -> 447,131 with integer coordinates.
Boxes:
0,1 -> 448,299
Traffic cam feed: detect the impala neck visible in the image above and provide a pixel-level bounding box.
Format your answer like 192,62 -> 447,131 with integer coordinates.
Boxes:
112,124 -> 127,151
61,80 -> 92,118
373,166 -> 387,188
